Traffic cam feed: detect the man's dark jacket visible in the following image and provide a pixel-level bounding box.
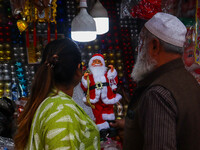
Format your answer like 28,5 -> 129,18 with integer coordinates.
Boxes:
124,58 -> 200,150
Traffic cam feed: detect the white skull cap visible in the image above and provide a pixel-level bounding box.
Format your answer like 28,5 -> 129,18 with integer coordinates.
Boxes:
145,12 -> 187,47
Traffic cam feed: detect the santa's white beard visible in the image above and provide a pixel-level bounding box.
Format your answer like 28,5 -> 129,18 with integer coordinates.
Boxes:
90,66 -> 107,78
131,50 -> 157,82
185,63 -> 200,72
185,63 -> 200,78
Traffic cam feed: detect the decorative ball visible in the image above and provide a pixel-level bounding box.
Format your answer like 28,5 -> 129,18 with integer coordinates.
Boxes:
4,75 -> 10,80
103,53 -> 107,59
0,82 -> 3,88
37,29 -> 42,34
14,53 -> 18,57
110,59 -> 115,65
5,82 -> 11,88
94,45 -> 99,50
117,65 -> 123,71
19,47 -> 24,50
118,72 -> 123,78
116,59 -> 122,64
0,57 -> 4,61
5,89 -> 10,93
0,51 -> 4,56
88,52 -> 92,57
13,47 -> 17,51
87,45 -> 92,50
104,60 -> 108,66
20,53 -> 25,57
116,52 -> 121,57
109,53 -> 114,58
5,43 -> 10,49
0,89 -> 3,94
5,50 -> 11,56
0,44 -> 3,50
6,57 -> 11,60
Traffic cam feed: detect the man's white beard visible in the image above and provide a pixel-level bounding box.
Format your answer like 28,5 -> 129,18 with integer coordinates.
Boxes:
90,66 -> 107,78
131,50 -> 157,82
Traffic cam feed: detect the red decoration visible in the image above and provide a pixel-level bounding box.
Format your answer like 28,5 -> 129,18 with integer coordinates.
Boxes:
33,22 -> 37,47
55,23 -> 57,40
47,22 -> 50,43
26,30 -> 29,48
131,0 -> 162,19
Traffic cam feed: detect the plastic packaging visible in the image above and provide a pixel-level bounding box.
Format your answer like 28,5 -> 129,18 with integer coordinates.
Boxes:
0,136 -> 14,150
120,0 -> 161,19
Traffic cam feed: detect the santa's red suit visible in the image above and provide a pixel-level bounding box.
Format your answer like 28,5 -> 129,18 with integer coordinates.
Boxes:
81,55 -> 122,131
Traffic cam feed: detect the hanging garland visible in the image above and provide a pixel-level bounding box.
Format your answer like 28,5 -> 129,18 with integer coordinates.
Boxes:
195,0 -> 200,64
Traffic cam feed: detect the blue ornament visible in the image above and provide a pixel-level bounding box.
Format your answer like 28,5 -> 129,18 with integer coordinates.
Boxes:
19,78 -> 26,84
21,84 -> 27,90
15,62 -> 22,67
16,67 -> 23,72
17,73 -> 24,78
22,91 -> 27,97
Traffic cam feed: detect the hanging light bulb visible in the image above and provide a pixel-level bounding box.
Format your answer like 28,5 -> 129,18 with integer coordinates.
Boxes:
90,0 -> 109,35
71,0 -> 96,42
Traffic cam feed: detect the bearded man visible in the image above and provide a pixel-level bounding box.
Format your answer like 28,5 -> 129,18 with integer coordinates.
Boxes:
111,12 -> 200,150
80,54 -> 122,139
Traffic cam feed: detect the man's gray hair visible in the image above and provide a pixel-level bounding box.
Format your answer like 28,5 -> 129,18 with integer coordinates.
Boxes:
145,28 -> 184,54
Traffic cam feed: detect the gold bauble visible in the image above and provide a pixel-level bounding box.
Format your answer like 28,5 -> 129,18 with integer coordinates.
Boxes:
118,72 -> 123,78
0,44 -> 3,50
109,53 -> 114,58
5,43 -> 10,49
104,59 -> 108,66
87,45 -> 92,50
103,53 -> 107,59
0,89 -> 3,94
116,52 -> 121,58
5,50 -> 11,56
0,57 -> 4,61
17,20 -> 29,33
5,89 -> 10,93
117,65 -> 123,71
0,51 -> 3,56
94,45 -> 99,50
110,59 -> 115,65
117,59 -> 122,64
0,83 -> 3,88
6,57 -> 11,60
5,82 -> 10,88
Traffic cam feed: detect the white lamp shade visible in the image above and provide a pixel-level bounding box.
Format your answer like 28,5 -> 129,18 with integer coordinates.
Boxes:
90,0 -> 109,35
93,17 -> 109,35
71,31 -> 96,42
71,8 -> 96,42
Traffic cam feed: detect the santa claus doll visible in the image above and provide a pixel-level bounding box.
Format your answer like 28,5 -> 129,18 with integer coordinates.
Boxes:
80,54 -> 122,140
183,44 -> 200,84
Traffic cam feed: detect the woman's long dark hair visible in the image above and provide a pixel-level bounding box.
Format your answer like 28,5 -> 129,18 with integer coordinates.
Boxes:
14,38 -> 81,150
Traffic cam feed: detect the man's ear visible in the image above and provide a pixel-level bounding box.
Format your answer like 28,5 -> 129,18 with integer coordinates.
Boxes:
149,38 -> 161,57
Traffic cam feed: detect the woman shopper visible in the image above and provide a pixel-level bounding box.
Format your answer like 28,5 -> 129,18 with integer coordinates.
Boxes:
14,38 -> 100,150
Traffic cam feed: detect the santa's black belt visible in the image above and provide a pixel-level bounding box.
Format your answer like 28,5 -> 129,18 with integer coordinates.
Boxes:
89,82 -> 109,90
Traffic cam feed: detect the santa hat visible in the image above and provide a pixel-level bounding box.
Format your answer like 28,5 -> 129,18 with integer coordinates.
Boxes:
89,54 -> 105,67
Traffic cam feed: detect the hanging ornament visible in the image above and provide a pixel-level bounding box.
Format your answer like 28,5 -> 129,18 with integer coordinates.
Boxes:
195,0 -> 200,64
17,20 -> 29,33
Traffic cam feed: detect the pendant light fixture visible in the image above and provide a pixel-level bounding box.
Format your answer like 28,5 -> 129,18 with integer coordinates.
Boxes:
90,0 -> 109,35
71,0 -> 97,42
